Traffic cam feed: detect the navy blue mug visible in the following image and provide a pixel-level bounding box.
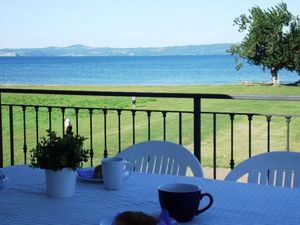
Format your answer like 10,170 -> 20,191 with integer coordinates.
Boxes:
158,183 -> 213,222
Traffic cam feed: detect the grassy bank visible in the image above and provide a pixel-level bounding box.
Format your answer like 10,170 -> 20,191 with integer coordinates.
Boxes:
1,84 -> 300,170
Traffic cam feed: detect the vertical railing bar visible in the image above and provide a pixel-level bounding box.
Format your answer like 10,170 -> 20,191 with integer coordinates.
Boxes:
193,97 -> 201,162
47,107 -> 52,133
162,112 -> 167,141
34,106 -> 39,148
213,113 -> 217,180
179,112 -> 182,145
266,115 -> 272,152
9,105 -> 14,166
132,110 -> 136,145
75,108 -> 79,136
0,92 -> 3,168
103,109 -> 108,158
147,111 -> 151,141
229,113 -> 235,169
61,107 -> 65,136
117,109 -> 122,153
248,114 -> 253,158
89,108 -> 94,166
286,116 -> 291,151
22,106 -> 27,164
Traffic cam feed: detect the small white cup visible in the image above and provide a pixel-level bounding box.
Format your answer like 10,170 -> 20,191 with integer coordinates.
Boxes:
101,157 -> 132,190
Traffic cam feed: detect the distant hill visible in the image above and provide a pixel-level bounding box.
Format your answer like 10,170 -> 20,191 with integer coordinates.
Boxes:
0,43 -> 233,57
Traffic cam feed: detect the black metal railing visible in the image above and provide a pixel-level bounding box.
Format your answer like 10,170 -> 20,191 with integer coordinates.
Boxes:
1,88 -> 300,179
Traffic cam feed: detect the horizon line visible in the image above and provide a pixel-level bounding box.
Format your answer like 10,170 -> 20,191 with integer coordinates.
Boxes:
0,42 -> 236,50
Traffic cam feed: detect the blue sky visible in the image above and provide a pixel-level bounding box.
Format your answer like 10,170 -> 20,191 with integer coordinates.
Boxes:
0,0 -> 299,48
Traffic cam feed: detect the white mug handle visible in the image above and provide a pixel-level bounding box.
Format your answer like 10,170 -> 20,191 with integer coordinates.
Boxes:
124,161 -> 132,179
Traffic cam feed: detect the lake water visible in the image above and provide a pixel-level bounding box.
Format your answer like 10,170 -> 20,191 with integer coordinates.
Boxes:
0,55 -> 299,85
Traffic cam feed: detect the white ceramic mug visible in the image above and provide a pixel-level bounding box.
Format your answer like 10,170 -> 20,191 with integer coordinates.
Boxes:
101,157 -> 132,190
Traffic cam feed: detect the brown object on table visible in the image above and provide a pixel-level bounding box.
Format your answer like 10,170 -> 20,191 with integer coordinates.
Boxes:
115,211 -> 159,225
93,164 -> 102,178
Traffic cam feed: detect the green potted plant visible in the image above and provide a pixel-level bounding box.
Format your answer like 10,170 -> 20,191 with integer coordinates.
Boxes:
30,129 -> 89,198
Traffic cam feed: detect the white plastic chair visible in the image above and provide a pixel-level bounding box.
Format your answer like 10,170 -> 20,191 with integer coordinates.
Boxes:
116,141 -> 203,177
225,151 -> 300,188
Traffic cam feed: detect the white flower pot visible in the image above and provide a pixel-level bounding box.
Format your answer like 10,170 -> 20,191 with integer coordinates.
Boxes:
45,168 -> 76,198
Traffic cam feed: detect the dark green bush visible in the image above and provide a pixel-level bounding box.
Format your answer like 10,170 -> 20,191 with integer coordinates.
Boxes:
30,130 -> 89,171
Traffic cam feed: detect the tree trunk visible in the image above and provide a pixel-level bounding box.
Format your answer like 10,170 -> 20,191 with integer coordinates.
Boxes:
271,67 -> 278,85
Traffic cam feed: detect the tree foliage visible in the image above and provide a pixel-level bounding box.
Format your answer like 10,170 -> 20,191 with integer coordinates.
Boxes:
228,3 -> 300,83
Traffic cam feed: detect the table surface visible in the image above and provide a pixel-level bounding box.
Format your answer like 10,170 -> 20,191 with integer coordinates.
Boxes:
1,165 -> 300,225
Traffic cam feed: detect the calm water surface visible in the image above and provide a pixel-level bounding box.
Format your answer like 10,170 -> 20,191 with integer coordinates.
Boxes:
0,55 -> 298,85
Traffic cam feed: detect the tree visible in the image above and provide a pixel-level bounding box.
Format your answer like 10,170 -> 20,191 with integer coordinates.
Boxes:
286,21 -> 300,75
228,3 -> 300,85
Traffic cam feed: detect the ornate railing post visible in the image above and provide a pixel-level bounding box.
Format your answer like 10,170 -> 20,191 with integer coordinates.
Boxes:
131,110 -> 136,145
0,92 -> 3,168
266,115 -> 272,152
89,108 -> 94,165
213,113 -> 217,179
75,108 -> 79,135
178,112 -> 182,145
162,111 -> 167,141
248,114 -> 253,158
47,107 -> 52,132
193,97 -> 201,162
9,105 -> 14,165
34,106 -> 39,148
22,106 -> 27,164
147,110 -> 151,141
229,113 -> 235,169
285,116 -> 291,151
103,108 -> 108,158
61,107 -> 65,135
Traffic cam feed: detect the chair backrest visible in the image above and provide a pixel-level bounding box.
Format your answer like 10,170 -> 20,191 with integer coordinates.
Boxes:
116,141 -> 203,177
225,151 -> 300,188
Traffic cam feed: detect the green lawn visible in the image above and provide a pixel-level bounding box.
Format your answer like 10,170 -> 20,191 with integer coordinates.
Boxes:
1,84 -> 300,169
